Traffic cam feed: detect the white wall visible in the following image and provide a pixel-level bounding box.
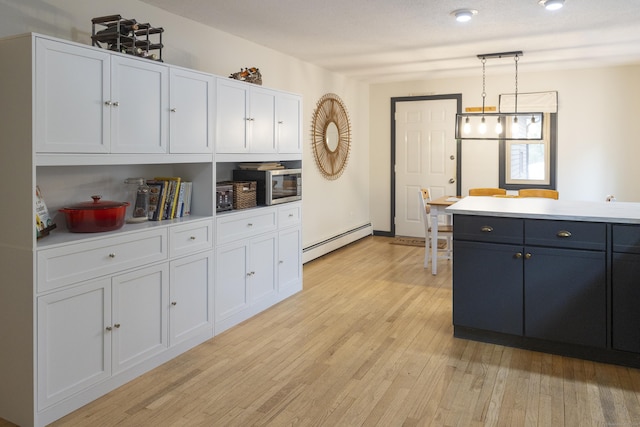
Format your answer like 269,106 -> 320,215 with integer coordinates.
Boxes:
0,0 -> 371,254
370,64 -> 640,233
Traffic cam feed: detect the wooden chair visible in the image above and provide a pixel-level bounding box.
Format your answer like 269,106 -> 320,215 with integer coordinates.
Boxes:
419,188 -> 453,268
468,187 -> 507,196
518,188 -> 559,199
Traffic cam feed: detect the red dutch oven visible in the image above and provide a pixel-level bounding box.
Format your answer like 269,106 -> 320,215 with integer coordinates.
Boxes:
60,195 -> 130,233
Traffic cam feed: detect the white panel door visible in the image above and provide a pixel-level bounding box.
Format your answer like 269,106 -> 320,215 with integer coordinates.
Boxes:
395,99 -> 457,237
169,68 -> 213,153
37,278 -> 111,410
169,252 -> 213,345
216,79 -> 249,153
110,56 -> 168,153
112,264 -> 168,374
35,38 -> 110,153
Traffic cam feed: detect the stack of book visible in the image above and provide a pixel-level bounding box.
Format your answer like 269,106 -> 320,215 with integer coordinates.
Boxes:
146,177 -> 193,221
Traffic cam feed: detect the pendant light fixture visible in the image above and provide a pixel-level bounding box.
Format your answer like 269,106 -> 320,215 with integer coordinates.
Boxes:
455,51 -> 544,140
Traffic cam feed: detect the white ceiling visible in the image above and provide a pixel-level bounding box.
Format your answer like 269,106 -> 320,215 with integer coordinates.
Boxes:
140,0 -> 640,83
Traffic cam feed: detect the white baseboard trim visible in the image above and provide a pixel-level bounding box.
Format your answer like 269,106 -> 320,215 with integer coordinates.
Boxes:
302,224 -> 372,264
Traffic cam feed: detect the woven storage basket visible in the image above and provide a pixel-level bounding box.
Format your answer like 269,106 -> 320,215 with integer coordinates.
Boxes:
231,181 -> 257,209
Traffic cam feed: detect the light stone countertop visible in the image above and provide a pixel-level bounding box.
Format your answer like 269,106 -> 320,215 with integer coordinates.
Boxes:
446,196 -> 640,224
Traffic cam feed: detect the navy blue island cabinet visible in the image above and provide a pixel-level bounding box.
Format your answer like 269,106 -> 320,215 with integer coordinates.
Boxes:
450,213 -> 640,367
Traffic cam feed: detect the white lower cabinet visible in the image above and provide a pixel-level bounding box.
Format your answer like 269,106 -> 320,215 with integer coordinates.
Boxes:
37,262 -> 168,410
37,278 -> 112,410
111,264 -> 169,374
170,251 -> 214,345
215,203 -> 302,333
35,219 -> 214,422
278,226 -> 302,295
215,232 -> 277,330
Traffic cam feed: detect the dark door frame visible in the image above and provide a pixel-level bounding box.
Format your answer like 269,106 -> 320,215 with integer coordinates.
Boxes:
380,94 -> 462,237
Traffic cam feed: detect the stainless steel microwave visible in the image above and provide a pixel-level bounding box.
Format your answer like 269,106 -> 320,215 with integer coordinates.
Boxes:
233,168 -> 302,205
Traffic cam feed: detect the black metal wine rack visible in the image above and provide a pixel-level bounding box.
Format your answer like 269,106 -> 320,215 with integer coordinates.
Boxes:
91,14 -> 164,62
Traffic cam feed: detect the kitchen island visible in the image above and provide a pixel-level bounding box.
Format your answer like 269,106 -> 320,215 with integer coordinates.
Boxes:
447,196 -> 640,368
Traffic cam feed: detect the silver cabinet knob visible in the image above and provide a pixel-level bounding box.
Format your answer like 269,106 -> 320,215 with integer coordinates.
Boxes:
171,301 -> 177,306
189,236 -> 196,240
114,323 -> 121,329
104,101 -> 112,106
112,101 -> 119,107
108,253 -> 116,258
170,108 -> 177,112
106,326 -> 112,331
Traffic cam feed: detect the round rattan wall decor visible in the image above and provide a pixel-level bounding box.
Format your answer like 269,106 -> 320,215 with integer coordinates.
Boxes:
311,93 -> 352,180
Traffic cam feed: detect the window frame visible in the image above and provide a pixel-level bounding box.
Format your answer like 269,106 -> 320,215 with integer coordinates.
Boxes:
499,113 -> 557,191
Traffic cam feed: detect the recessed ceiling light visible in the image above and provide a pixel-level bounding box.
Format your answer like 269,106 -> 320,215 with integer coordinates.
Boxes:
539,0 -> 564,11
450,9 -> 478,23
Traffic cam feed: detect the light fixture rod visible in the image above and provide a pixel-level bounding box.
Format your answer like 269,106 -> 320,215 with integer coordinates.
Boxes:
477,51 -> 524,60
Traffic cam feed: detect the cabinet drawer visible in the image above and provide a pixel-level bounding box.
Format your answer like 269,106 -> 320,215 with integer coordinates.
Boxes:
37,229 -> 167,292
278,202 -> 301,228
454,215 -> 523,244
216,208 -> 277,245
613,224 -> 640,254
525,219 -> 606,250
169,220 -> 213,258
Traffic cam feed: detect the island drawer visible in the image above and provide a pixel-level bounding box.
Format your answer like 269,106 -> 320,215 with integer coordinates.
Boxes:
453,215 -> 523,244
37,228 -> 167,292
613,224 -> 640,253
525,219 -> 606,250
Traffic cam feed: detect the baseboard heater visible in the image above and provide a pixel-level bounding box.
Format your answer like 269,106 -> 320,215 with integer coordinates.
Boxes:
303,223 -> 372,264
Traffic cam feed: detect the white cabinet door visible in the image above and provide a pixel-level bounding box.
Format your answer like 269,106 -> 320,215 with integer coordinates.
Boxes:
110,55 -> 169,153
216,78 -> 249,153
278,227 -> 302,293
248,87 -> 276,153
249,232 -> 277,303
276,93 -> 302,153
169,252 -> 213,345
169,68 -> 213,153
215,241 -> 249,321
37,278 -> 111,410
35,38 -> 110,153
111,264 -> 168,373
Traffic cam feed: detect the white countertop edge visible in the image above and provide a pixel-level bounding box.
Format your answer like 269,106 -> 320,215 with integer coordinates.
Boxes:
445,196 -> 640,224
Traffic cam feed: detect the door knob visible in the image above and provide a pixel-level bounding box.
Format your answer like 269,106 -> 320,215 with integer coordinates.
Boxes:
449,178 -> 455,184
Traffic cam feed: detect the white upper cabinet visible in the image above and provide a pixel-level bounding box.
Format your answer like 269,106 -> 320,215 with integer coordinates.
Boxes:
276,92 -> 302,154
169,68 -> 214,153
109,55 -> 168,153
216,78 -> 278,154
35,38 -> 111,153
248,87 -> 277,153
35,37 -> 216,156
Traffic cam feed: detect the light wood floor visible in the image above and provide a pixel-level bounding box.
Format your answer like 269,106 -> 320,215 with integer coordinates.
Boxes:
5,235 -> 640,426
